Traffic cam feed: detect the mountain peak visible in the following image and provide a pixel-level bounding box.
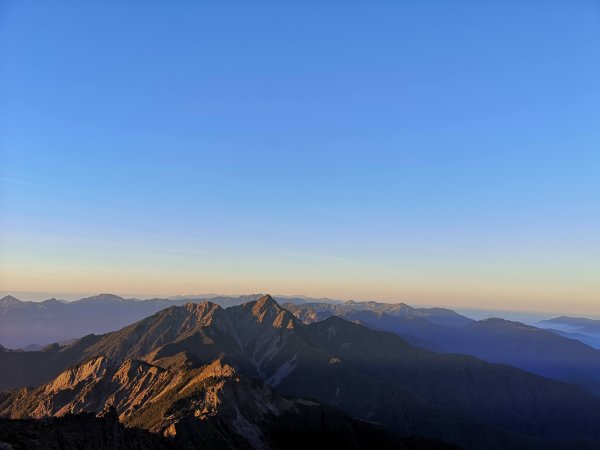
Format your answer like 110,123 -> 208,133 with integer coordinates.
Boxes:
39,298 -> 67,308
252,294 -> 280,313
0,295 -> 22,305
247,295 -> 298,329
76,294 -> 126,304
183,301 -> 225,323
224,294 -> 299,352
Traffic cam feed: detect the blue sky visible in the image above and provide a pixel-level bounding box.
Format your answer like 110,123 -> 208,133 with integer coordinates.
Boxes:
1,1 -> 599,314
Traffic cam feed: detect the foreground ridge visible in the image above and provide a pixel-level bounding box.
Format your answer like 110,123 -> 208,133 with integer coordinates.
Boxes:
0,355 -> 453,450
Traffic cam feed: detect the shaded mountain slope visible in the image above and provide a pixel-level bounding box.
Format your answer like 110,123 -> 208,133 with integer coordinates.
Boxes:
0,335 -> 102,391
281,317 -> 600,449
0,356 -> 450,450
287,303 -> 600,396
441,318 -> 600,395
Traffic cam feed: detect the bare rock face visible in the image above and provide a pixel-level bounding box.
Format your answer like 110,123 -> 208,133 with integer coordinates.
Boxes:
0,356 -> 446,450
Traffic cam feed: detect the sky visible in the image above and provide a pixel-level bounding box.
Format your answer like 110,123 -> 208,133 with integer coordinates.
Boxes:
1,1 -> 599,315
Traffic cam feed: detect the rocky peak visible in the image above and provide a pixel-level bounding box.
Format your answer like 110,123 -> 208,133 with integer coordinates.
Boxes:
198,358 -> 236,379
44,356 -> 111,395
178,302 -> 233,334
183,301 -> 223,322
249,294 -> 283,323
251,294 -> 281,316
148,301 -> 228,333
225,294 -> 294,329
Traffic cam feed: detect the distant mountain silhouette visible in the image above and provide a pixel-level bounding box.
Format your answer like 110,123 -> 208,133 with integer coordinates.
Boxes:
536,316 -> 600,349
0,293 -> 315,349
283,300 -> 472,327
2,295 -> 600,449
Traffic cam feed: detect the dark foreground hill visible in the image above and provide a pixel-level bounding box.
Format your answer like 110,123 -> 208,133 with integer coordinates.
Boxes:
0,411 -> 170,450
2,296 -> 600,449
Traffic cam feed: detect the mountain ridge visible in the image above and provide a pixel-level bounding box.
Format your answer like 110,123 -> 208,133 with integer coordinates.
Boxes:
2,295 -> 600,449
0,352 -> 453,450
0,294 -> 326,349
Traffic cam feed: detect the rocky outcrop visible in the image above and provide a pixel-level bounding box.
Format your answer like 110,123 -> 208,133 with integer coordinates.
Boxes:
0,356 -> 454,450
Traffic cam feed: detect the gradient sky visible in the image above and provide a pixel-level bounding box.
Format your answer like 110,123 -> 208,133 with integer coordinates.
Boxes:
1,1 -> 599,314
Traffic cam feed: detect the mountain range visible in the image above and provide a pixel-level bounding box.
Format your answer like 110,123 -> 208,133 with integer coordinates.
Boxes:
284,301 -> 600,396
535,316 -> 600,349
0,293 -> 317,349
2,295 -> 600,449
0,293 -> 467,350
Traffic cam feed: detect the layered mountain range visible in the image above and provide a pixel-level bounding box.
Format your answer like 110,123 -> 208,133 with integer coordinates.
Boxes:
284,301 -> 600,396
0,294 -> 318,349
2,295 -> 600,449
536,316 -> 600,349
